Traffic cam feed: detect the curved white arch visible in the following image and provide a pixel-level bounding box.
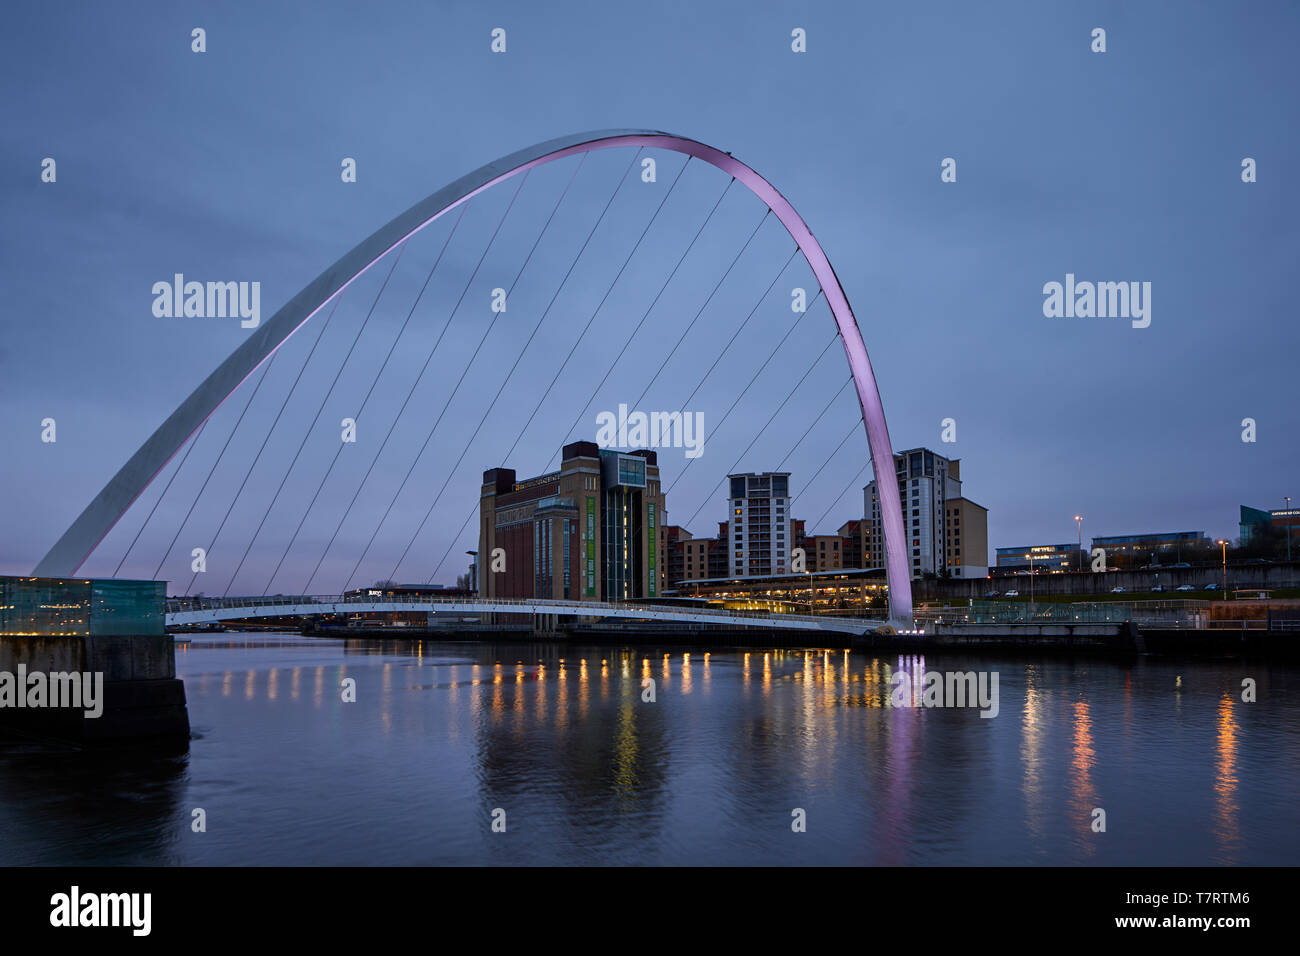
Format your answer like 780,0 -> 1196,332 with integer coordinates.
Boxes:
36,129 -> 913,622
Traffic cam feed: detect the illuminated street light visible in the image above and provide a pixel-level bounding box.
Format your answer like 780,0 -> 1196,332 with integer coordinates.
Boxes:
1217,539 -> 1228,595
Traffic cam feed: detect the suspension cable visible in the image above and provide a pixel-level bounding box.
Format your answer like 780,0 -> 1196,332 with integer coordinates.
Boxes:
305,157 -> 586,592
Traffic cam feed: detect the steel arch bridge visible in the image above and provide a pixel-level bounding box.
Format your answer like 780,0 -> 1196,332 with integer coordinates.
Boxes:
35,129 -> 913,624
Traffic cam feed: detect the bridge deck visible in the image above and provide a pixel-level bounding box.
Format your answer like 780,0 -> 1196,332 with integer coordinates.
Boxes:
166,595 -> 883,635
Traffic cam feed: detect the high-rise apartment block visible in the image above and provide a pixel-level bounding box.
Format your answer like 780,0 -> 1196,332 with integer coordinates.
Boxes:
864,448 -> 988,579
727,472 -> 792,576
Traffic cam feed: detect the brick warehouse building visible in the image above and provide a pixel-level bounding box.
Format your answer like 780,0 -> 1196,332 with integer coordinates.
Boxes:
479,441 -> 667,602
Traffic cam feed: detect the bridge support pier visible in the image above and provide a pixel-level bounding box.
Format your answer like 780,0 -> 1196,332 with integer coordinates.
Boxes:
0,633 -> 190,745
532,614 -> 561,640
1,577 -> 189,745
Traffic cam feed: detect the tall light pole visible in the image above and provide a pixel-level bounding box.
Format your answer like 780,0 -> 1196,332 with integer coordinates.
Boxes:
1286,496 -> 1293,562
1074,514 -> 1083,571
1217,539 -> 1228,595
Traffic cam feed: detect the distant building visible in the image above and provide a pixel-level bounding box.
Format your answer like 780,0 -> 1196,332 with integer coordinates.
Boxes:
790,518 -> 806,562
945,497 -> 989,577
1240,506 -> 1272,543
996,544 -> 1085,573
662,524 -> 692,592
838,519 -> 866,569
681,534 -> 709,586
664,521 -> 730,589
807,533 -> 843,571
665,567 -> 887,615
345,583 -> 466,600
864,448 -> 988,579
709,521 -> 730,579
1091,530 -> 1209,562
479,441 -> 666,602
727,472 -> 792,576
341,582 -> 474,624
1240,505 -> 1300,543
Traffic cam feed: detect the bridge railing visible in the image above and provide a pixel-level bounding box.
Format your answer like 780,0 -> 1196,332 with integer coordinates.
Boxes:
165,594 -> 887,629
913,599 -> 1210,627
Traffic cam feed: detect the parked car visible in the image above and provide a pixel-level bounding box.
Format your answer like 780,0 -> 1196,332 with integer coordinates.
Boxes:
1171,562 -> 1191,568
1176,584 -> 1196,592
1005,589 -> 1020,597
1110,586 -> 1127,593
1151,585 -> 1167,592
983,590 -> 1000,598
1205,583 -> 1221,590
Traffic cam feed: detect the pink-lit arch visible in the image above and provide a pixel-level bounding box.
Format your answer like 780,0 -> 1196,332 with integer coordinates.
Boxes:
35,129 -> 912,623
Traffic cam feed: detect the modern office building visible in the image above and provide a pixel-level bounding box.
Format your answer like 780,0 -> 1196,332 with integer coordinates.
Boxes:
1090,530 -> 1209,561
864,448 -> 988,579
727,472 -> 792,576
1240,506 -> 1272,542
0,575 -> 166,636
479,441 -> 666,602
996,544 -> 1085,573
1240,505 -> 1300,543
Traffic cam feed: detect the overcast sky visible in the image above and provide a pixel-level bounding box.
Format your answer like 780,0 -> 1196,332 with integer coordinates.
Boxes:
2,1 -> 1296,592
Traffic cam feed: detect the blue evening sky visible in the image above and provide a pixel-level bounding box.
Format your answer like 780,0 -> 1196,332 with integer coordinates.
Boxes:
1,1 -> 1296,589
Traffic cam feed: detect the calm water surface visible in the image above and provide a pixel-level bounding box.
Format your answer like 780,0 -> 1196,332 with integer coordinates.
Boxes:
2,632 -> 1298,865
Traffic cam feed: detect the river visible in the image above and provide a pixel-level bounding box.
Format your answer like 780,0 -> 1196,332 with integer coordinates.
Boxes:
2,632 -> 1296,865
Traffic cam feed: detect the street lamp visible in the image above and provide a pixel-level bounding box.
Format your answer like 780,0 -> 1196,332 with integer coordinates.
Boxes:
1074,515 -> 1083,571
1286,497 -> 1293,562
1217,539 -> 1228,595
